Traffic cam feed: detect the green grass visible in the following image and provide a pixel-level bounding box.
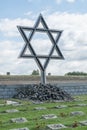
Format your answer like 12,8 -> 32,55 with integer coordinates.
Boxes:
0,75 -> 87,81
0,95 -> 87,130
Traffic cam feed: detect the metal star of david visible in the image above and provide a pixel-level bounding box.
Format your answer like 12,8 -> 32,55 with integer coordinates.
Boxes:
17,14 -> 64,84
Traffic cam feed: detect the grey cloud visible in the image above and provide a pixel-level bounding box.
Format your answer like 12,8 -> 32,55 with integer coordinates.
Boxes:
0,12 -> 87,75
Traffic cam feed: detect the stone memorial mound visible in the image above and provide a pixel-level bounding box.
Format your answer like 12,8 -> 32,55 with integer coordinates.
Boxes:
46,124 -> 67,130
13,84 -> 73,101
0,104 -> 4,106
34,107 -> 46,110
6,100 -> 21,106
70,111 -> 85,116
76,104 -> 87,107
42,114 -> 57,119
11,117 -> 28,123
79,120 -> 87,126
5,109 -> 19,113
55,105 -> 67,109
10,128 -> 29,130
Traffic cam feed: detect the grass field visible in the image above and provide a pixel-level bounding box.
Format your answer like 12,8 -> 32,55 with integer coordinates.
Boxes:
0,75 -> 87,81
0,95 -> 87,130
0,75 -> 87,85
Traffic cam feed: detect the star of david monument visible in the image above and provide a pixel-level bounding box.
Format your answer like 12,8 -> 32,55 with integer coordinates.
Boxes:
17,14 -> 64,84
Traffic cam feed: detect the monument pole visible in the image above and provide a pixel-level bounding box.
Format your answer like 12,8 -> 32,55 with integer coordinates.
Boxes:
17,14 -> 64,84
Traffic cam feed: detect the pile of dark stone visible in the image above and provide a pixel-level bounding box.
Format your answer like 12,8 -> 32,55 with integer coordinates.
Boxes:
13,84 -> 73,101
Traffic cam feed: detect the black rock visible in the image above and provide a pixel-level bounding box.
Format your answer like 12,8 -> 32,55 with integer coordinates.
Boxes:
13,84 -> 73,101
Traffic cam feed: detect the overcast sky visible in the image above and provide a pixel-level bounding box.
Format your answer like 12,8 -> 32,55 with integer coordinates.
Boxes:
0,0 -> 87,75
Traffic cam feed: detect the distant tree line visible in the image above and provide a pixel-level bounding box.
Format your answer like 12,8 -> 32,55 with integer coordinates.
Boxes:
31,69 -> 39,75
65,71 -> 87,76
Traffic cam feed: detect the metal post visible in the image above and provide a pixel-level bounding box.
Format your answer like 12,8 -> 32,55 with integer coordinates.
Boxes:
41,70 -> 46,84
17,14 -> 64,85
